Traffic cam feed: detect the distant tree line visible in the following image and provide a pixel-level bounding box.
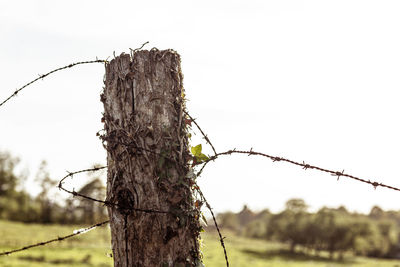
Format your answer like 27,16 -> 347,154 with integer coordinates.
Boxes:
217,200 -> 400,259
0,150 -> 107,224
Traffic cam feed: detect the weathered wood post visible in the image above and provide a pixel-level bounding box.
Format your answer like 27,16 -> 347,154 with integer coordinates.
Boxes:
101,49 -> 201,266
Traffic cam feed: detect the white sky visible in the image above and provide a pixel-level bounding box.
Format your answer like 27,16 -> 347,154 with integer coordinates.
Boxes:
1,0 -> 400,214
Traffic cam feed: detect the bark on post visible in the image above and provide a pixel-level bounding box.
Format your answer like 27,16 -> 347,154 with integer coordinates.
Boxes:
101,50 -> 201,267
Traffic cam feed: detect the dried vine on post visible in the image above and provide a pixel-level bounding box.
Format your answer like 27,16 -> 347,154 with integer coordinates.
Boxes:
101,49 -> 202,267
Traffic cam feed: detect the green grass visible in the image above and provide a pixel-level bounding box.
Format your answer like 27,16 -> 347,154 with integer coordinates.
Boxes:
0,220 -> 113,267
0,220 -> 399,266
201,230 -> 400,267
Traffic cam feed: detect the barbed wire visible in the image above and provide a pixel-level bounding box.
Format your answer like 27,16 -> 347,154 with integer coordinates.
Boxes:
183,110 -> 217,156
0,220 -> 109,256
203,149 -> 400,192
0,59 -> 107,108
183,109 -> 231,267
3,57 -> 400,267
193,182 -> 229,267
58,166 -> 171,214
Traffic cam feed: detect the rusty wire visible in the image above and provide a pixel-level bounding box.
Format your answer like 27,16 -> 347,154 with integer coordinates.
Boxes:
194,181 -> 229,267
0,220 -> 109,256
204,149 -> 400,192
58,166 -> 171,214
0,59 -> 107,108
184,110 -> 217,156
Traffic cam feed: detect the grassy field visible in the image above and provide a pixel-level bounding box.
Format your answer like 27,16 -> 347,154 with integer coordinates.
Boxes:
0,220 -> 399,267
202,230 -> 400,267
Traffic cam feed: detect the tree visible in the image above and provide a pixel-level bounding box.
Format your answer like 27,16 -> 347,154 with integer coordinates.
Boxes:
285,198 -> 308,213
35,160 -> 58,224
244,219 -> 268,239
267,199 -> 310,252
237,205 -> 256,226
0,151 -> 20,197
102,50 -> 201,266
369,206 -> 385,220
0,150 -> 38,222
353,219 -> 399,258
218,212 -> 240,232
244,209 -> 270,239
313,208 -> 358,259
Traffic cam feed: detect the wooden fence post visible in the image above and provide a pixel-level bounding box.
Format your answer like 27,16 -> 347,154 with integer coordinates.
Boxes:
101,50 -> 201,267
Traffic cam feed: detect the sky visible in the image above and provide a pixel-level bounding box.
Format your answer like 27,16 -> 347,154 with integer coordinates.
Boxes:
1,0 -> 400,214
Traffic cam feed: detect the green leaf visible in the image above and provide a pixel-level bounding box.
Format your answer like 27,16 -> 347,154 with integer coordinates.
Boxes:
191,144 -> 209,163
197,153 -> 209,162
191,144 -> 202,157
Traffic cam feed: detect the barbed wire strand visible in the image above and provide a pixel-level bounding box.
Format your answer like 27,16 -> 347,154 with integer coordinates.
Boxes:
182,114 -> 228,266
0,59 -> 108,108
194,181 -> 229,267
58,166 -> 171,214
192,160 -> 229,265
183,110 -> 217,156
207,149 -> 400,192
0,220 -> 109,256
